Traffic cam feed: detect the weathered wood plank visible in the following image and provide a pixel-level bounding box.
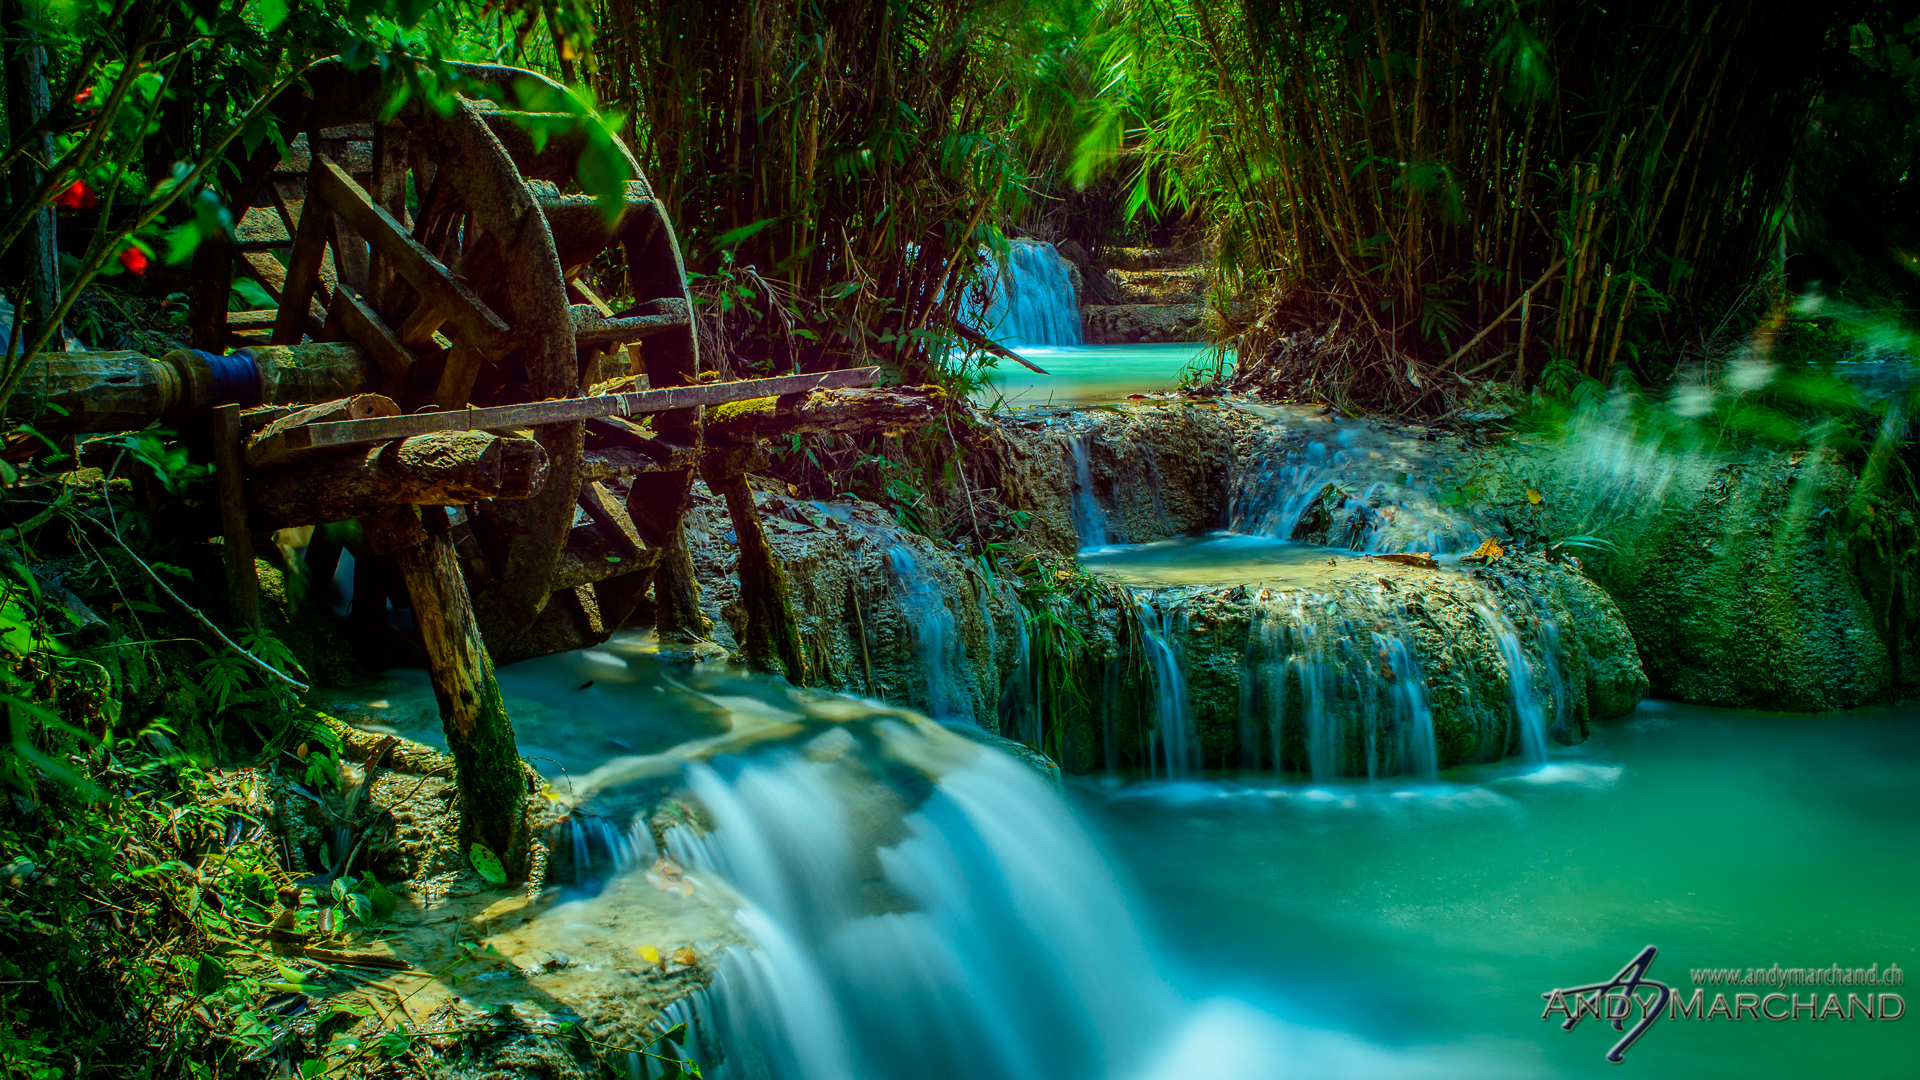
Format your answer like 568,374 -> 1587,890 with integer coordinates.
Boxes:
368,122 -> 411,312
310,160 -> 512,358
248,431 -> 549,531
270,183 -> 335,345
570,298 -> 690,347
549,521 -> 656,592
248,368 -> 881,461
578,481 -> 648,563
245,394 -> 402,470
434,339 -> 486,411
580,445 -> 690,482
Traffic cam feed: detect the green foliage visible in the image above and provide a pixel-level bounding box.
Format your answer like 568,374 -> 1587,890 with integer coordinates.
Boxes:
593,0 -> 1042,386
1072,0 -> 1878,410
995,550 -> 1111,764
467,841 -> 507,885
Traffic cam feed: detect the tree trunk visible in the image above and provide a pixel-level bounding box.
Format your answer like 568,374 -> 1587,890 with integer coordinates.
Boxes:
3,0 -> 59,349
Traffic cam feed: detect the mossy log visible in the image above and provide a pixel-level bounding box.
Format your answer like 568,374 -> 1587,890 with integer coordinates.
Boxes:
248,431 -> 549,531
705,386 -> 943,444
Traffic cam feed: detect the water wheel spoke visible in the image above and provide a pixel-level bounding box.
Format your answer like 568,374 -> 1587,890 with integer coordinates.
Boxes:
270,181 -> 335,346
310,159 -> 513,362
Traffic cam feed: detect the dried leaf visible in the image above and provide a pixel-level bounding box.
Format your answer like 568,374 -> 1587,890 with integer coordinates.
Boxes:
1467,537 -> 1506,563
1373,552 -> 1438,570
1526,488 -> 1543,505
639,945 -> 661,965
670,947 -> 698,967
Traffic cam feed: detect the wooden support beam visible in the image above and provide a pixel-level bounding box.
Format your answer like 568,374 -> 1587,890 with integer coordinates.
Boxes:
329,289 -> 419,387
239,251 -> 286,300
581,445 -> 692,482
272,184 -> 334,345
550,521 -> 659,592
368,122 -> 411,312
246,368 -> 882,462
584,416 -> 697,473
213,404 -> 260,630
362,508 -> 530,881
434,339 -> 486,410
578,481 -> 648,563
702,448 -> 805,682
248,430 -> 549,531
309,160 -> 512,360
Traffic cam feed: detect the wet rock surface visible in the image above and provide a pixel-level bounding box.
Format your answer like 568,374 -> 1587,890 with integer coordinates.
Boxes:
672,397 -> 1652,777
681,489 -> 1028,725
1484,433 -> 1908,710
1080,302 -> 1206,344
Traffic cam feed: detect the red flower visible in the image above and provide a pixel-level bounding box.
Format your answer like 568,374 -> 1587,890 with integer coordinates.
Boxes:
73,88 -> 93,106
52,180 -> 95,210
119,245 -> 147,275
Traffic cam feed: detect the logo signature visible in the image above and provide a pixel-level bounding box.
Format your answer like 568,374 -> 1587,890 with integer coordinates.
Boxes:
1542,945 -> 1671,1063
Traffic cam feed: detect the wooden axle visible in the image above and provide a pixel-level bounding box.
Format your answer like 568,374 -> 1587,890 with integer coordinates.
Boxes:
8,343 -> 374,437
247,430 -> 548,532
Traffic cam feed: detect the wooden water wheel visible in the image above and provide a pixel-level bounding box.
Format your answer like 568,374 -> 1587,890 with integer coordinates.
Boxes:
191,59 -> 708,657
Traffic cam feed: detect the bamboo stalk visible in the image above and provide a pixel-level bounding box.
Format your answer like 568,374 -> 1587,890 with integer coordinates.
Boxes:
1581,266 -> 1615,375
1600,278 -> 1641,382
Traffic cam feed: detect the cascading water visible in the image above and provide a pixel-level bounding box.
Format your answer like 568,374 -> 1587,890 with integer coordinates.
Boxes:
1475,603 -> 1549,764
545,811 -> 657,889
887,547 -> 970,722
1235,584 -> 1441,782
1227,416 -> 1482,554
981,239 -> 1082,347
1538,616 -> 1568,743
656,721 -> 1172,1080
1375,629 -> 1439,781
1132,599 -> 1197,778
1068,434 -> 1110,548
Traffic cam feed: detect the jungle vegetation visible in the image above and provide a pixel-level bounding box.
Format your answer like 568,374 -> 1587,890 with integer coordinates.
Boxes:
1,1 -> 1919,1077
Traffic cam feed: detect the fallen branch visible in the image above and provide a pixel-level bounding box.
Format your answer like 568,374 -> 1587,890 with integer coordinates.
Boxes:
1437,256 -> 1567,374
951,321 -> 1051,374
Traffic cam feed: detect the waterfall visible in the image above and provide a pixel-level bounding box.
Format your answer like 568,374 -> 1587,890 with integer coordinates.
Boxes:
1539,617 -> 1568,742
1375,630 -> 1438,781
1068,434 -> 1109,548
1475,604 -> 1549,764
887,547 -> 970,723
1133,600 -> 1197,778
981,239 -> 1082,347
1229,431 -> 1481,554
545,811 -> 656,890
662,727 -> 1170,1080
1237,585 -> 1439,781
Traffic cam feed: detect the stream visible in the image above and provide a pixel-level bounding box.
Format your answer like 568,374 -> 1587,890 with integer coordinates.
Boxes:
339,634 -> 1918,1079
328,237 -> 1913,1079
979,342 -> 1218,407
